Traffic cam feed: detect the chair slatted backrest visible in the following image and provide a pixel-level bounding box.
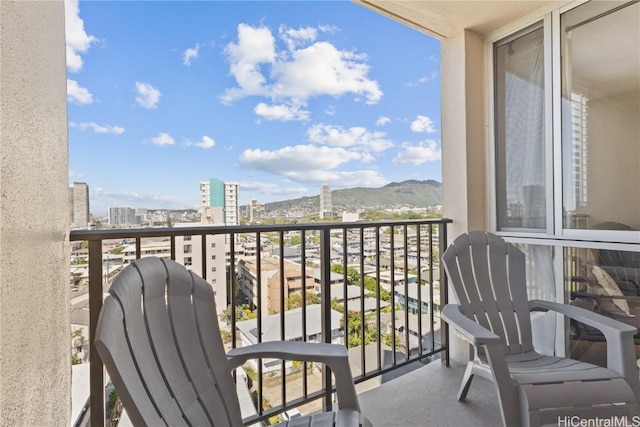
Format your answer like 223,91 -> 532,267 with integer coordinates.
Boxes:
442,231 -> 534,355
95,257 -> 243,426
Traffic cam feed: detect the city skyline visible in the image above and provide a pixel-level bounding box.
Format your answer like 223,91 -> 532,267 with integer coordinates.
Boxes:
66,0 -> 441,216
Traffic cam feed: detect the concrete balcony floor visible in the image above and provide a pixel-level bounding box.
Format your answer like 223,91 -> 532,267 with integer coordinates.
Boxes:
357,361 -> 501,426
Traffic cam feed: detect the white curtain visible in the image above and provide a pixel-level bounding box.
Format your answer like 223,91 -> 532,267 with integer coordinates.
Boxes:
519,243 -> 557,355
497,27 -> 546,229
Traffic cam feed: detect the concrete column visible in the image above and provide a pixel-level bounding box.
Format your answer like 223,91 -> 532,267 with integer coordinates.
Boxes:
441,29 -> 487,362
0,1 -> 70,425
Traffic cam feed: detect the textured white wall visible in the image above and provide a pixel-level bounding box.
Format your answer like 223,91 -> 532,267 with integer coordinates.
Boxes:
0,1 -> 70,425
441,29 -> 487,363
441,30 -> 487,240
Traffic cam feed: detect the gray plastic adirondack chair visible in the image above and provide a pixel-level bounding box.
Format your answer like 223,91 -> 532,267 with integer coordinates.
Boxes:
95,257 -> 371,427
441,231 -> 640,427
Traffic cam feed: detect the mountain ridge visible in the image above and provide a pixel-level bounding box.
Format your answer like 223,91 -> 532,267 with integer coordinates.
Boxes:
261,180 -> 442,214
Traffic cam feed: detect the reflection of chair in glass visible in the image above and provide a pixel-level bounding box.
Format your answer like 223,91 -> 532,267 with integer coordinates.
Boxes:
592,222 -> 640,294
442,231 -> 639,427
570,222 -> 640,344
95,257 -> 371,426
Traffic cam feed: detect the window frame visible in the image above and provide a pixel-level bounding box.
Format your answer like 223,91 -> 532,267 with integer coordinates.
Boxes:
492,19 -> 553,235
487,2 -> 640,245
485,0 -> 640,360
555,1 -> 640,245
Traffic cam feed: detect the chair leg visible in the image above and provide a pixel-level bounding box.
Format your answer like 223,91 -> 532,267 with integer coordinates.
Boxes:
457,362 -> 475,401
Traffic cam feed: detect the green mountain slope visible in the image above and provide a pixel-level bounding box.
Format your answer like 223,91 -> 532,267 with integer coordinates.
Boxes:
262,180 -> 442,213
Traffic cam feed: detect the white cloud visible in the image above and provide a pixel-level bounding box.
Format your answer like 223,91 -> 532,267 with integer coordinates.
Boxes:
324,106 -> 336,116
135,81 -> 162,109
318,24 -> 339,34
271,41 -> 382,104
185,135 -> 215,149
221,24 -> 275,102
420,71 -> 438,83
393,140 -> 441,165
279,25 -> 318,51
287,169 -> 388,187
222,23 -> 382,120
238,145 -> 386,187
67,79 -> 94,104
239,145 -> 366,174
150,132 -> 175,146
307,124 -> 393,153
183,43 -> 200,66
254,102 -> 309,122
407,71 -> 438,86
376,116 -> 391,126
239,181 -> 309,197
64,0 -> 97,73
70,121 -> 125,134
410,115 -> 437,134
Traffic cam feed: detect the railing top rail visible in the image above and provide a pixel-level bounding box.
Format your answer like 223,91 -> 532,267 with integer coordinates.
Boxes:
70,218 -> 452,241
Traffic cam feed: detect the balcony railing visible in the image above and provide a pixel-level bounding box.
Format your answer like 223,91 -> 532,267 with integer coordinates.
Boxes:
70,218 -> 451,426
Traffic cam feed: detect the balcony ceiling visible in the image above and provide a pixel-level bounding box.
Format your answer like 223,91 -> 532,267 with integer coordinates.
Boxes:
354,1 -> 564,39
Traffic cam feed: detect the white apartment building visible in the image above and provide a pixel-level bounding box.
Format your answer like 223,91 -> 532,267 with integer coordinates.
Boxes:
199,178 -> 239,226
122,241 -> 171,265
69,182 -> 89,229
319,183 -> 332,219
248,198 -> 265,224
119,229 -> 228,310
108,206 -> 137,226
174,223 -> 228,311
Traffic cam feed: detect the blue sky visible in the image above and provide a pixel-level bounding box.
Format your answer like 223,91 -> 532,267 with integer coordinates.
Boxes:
65,0 -> 441,216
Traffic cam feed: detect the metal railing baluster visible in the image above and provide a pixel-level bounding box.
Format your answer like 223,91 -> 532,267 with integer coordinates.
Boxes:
70,218 -> 451,426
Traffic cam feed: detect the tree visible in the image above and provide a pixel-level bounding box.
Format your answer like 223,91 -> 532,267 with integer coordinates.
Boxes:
220,304 -> 251,323
331,265 -> 391,302
363,276 -> 391,302
286,291 -> 320,309
71,351 -> 82,365
289,235 -> 301,246
71,328 -> 88,364
341,310 -> 377,348
383,332 -> 402,350
331,297 -> 343,313
331,265 -> 359,286
106,390 -> 119,418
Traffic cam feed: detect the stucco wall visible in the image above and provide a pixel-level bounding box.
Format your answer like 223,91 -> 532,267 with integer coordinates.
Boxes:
0,1 -> 70,425
441,29 -> 487,362
441,30 -> 487,239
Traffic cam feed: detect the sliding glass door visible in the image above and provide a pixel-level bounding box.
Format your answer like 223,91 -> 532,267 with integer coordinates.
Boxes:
561,1 -> 640,233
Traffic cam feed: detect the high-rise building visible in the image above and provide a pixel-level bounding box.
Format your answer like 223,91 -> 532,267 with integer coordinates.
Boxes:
248,199 -> 265,224
319,184 -> 333,219
69,182 -> 90,229
174,224 -> 228,310
199,178 -> 239,226
196,179 -> 240,309
108,207 -> 137,226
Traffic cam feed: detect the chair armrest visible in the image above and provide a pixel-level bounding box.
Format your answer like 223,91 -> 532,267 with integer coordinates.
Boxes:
442,304 -> 502,346
530,299 -> 637,337
227,341 -> 359,411
530,299 -> 640,397
571,292 -> 640,303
